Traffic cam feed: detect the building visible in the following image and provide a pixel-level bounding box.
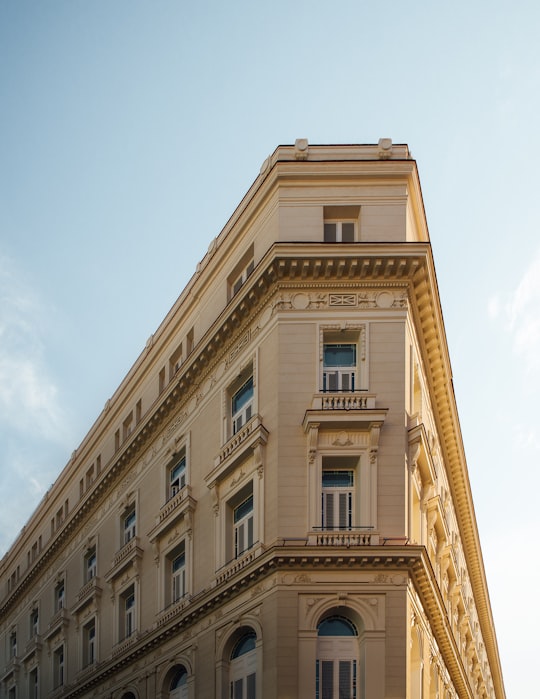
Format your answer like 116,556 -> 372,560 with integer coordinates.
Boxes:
0,140 -> 505,698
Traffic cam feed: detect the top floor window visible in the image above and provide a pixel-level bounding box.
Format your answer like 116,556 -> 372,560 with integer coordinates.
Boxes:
169,452 -> 187,498
323,344 -> 356,392
85,547 -> 97,582
232,377 -> 254,434
324,221 -> 355,243
55,580 -> 65,610
123,506 -> 136,545
228,245 -> 255,300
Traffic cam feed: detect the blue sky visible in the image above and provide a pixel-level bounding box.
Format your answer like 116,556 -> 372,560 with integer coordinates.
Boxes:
1,1 -> 539,695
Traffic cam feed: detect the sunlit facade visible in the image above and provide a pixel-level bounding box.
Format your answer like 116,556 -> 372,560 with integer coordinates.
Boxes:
0,141 -> 505,698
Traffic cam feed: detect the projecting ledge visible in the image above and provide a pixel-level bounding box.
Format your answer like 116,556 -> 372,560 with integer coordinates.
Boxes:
303,407 -> 388,432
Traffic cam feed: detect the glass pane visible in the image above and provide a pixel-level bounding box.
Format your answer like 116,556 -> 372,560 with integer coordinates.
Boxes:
231,632 -> 256,658
341,223 -> 355,242
323,345 -> 356,367
322,471 -> 354,488
173,552 -> 185,572
324,223 -> 337,242
317,616 -> 357,637
232,377 -> 254,413
234,494 -> 254,523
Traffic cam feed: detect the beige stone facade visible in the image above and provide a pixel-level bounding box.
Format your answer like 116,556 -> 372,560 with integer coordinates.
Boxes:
0,141 -> 505,698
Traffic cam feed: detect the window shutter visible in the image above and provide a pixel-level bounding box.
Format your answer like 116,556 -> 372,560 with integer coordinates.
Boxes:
338,493 -> 350,529
323,493 -> 335,529
246,673 -> 256,699
321,660 -> 334,699
339,660 -> 352,697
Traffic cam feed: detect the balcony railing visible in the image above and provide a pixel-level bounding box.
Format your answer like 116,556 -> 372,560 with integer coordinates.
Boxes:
308,527 -> 379,546
312,391 -> 376,410
215,543 -> 263,586
156,594 -> 192,628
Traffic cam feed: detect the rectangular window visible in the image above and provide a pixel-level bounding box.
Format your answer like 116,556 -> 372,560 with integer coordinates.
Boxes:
231,259 -> 255,296
9,630 -> 17,657
55,580 -> 65,611
169,452 -> 187,499
85,547 -> 97,582
123,589 -> 136,639
232,377 -> 254,434
316,659 -> 357,699
324,221 -> 356,243
323,344 -> 356,392
172,549 -> 186,603
30,608 -> 39,636
321,470 -> 354,530
83,620 -> 96,666
53,645 -> 64,688
123,506 -> 136,545
234,494 -> 254,558
8,687 -> 16,699
28,667 -> 38,699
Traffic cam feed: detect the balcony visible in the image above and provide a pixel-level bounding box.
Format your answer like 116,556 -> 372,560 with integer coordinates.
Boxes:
149,486 -> 196,542
207,414 -> 268,488
104,537 -> 143,583
156,594 -> 192,628
313,391 -> 377,410
45,606 -> 69,640
308,528 -> 379,547
71,576 -> 102,616
304,393 -> 387,432
215,543 -> 264,586
112,630 -> 140,657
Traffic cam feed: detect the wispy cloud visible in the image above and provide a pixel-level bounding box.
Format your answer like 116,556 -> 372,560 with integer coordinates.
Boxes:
0,254 -> 68,441
0,253 -> 74,555
488,250 -> 540,375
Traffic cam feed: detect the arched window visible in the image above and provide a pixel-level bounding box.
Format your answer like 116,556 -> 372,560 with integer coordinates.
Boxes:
316,616 -> 358,699
230,631 -> 256,699
170,665 -> 188,699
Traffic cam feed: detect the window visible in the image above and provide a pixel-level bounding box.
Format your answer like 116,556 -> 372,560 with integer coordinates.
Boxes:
55,580 -> 65,611
231,259 -> 255,296
316,617 -> 358,699
232,377 -> 254,434
234,494 -> 254,558
169,665 -> 189,699
321,470 -> 354,530
324,221 -> 355,243
169,452 -> 187,499
9,629 -> 17,658
323,344 -> 356,392
8,687 -> 16,699
85,546 -> 97,582
230,632 -> 257,699
30,608 -> 39,636
123,505 -> 136,545
28,667 -> 38,699
172,548 -> 186,603
53,645 -> 65,688
120,586 -> 136,640
83,619 -> 96,666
